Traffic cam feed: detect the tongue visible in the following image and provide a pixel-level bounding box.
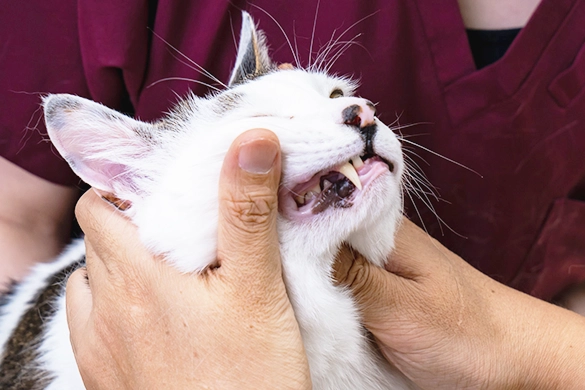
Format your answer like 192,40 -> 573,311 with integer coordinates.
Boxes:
312,172 -> 356,213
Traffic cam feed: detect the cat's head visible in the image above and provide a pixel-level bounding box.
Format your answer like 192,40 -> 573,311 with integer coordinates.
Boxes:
43,12 -> 403,270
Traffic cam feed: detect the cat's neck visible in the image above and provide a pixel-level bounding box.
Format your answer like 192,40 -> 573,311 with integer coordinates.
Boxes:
280,248 -> 402,389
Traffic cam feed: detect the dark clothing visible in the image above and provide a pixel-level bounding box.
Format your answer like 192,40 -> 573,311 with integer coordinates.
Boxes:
466,28 -> 521,69
1,0 -> 585,300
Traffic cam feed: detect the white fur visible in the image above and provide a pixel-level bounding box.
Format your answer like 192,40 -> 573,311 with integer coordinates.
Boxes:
39,293 -> 85,390
0,13 -> 417,390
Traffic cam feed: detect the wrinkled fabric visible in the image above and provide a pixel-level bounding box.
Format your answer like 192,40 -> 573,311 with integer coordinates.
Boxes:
1,0 -> 584,300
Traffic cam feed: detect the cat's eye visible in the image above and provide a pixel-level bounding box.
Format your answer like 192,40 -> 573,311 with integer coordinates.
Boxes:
329,89 -> 344,99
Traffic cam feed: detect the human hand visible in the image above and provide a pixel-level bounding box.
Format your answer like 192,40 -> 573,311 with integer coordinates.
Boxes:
66,129 -> 311,390
334,218 -> 585,389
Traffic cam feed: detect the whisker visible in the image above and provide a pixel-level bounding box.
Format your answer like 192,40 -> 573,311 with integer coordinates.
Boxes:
384,111 -> 404,130
404,185 -> 430,235
308,0 -> 321,68
229,15 -> 238,56
404,164 -> 440,203
323,36 -> 364,73
312,28 -> 340,71
403,147 -> 431,167
317,11 -> 379,71
293,21 -> 300,69
401,138 -> 483,178
391,121 -> 433,133
326,37 -> 363,69
250,4 -> 301,68
403,162 -> 467,238
404,171 -> 445,234
165,50 -> 227,90
404,161 -> 440,201
147,77 -> 222,92
399,133 -> 432,139
150,29 -> 227,88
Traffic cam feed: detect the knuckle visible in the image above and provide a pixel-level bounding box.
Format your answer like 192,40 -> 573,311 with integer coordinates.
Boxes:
337,254 -> 370,291
223,186 -> 277,229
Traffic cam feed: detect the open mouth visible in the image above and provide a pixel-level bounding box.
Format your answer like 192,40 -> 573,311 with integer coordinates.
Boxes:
287,153 -> 394,216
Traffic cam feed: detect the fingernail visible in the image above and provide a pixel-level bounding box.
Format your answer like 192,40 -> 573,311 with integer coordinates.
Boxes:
238,138 -> 278,174
92,188 -> 131,211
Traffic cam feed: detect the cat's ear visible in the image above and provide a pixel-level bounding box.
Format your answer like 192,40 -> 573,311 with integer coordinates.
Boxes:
228,11 -> 273,86
43,94 -> 159,199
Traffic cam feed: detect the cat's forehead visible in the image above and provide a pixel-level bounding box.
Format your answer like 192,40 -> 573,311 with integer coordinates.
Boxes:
232,69 -> 358,98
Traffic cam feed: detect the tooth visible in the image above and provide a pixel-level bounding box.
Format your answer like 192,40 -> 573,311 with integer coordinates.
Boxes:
305,191 -> 318,203
294,194 -> 305,205
351,155 -> 364,169
338,162 -> 362,190
310,184 -> 320,193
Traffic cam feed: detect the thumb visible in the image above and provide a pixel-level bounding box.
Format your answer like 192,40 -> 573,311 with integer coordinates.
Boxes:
217,128 -> 282,283
333,219 -> 447,334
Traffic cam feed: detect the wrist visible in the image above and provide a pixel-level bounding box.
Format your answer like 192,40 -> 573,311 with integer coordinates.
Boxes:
527,309 -> 585,389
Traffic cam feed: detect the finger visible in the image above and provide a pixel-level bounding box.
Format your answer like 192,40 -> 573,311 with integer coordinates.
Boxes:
333,245 -> 408,327
217,128 -> 281,282
333,219 -> 434,297
76,189 -> 148,272
333,219 -> 459,330
65,268 -> 93,351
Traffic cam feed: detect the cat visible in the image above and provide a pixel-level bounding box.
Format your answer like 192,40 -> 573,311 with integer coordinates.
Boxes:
0,11 -> 416,390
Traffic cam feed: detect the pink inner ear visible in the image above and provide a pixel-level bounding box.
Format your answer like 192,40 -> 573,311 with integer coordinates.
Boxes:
71,158 -> 135,195
44,94 -> 155,197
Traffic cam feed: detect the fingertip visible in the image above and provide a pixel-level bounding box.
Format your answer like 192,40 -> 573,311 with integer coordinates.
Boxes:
75,189 -> 112,235
74,189 -> 99,225
332,245 -> 403,312
238,137 -> 279,174
223,128 -> 281,179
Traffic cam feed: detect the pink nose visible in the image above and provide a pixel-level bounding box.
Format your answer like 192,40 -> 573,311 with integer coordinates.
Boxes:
342,101 -> 376,128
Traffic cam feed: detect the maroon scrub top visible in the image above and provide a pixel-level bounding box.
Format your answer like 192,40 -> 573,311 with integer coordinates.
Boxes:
1,0 -> 585,301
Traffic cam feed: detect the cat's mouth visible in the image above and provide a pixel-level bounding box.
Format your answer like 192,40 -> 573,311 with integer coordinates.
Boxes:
285,154 -> 393,217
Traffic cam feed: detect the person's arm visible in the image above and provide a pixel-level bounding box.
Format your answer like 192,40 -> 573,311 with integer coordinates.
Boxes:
334,218 -> 585,390
0,157 -> 78,291
66,129 -> 311,390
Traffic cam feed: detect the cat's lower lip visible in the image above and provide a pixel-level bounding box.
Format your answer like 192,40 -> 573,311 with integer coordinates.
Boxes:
280,156 -> 391,219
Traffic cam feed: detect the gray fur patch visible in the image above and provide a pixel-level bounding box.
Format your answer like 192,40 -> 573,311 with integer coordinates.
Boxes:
0,259 -> 84,389
211,92 -> 244,115
228,12 -> 274,86
43,95 -> 82,130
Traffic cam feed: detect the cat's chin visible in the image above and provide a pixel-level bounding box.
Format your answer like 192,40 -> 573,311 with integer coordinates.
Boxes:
279,155 -> 392,221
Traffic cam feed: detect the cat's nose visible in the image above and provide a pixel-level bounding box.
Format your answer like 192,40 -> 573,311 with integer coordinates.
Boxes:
342,101 -> 376,129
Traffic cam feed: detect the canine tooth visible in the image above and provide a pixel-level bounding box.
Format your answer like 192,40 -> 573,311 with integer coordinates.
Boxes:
339,162 -> 362,190
351,155 -> 364,169
321,179 -> 332,191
